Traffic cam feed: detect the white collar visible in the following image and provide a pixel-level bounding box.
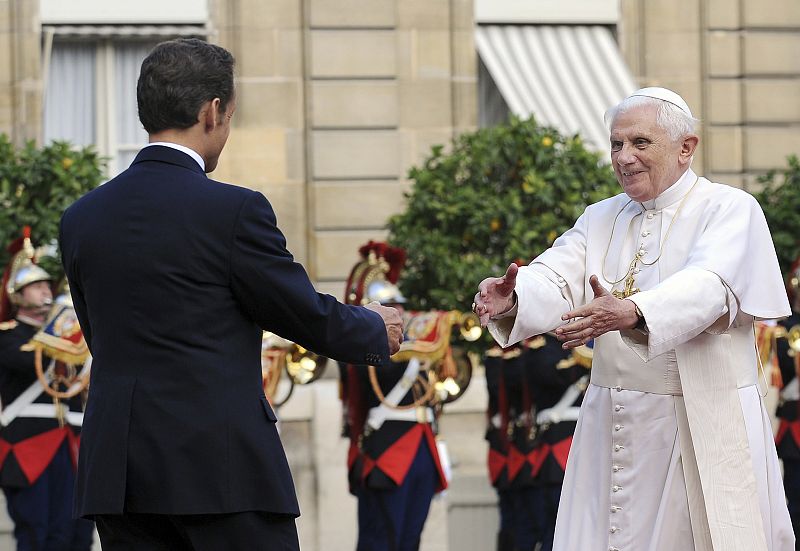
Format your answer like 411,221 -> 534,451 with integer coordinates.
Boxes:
145,142 -> 205,171
640,168 -> 696,211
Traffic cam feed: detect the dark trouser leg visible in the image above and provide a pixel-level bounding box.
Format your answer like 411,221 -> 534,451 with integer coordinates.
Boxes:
538,485 -> 562,551
397,442 -> 437,551
783,458 -> 800,550
514,486 -> 541,551
97,511 -> 298,551
41,442 -> 94,551
496,489 -> 517,551
95,513 -> 192,551
178,511 -> 299,551
4,483 -> 47,551
356,443 -> 437,551
3,442 -> 81,551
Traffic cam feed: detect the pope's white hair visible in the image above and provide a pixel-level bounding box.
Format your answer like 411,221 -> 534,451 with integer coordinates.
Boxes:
604,96 -> 700,142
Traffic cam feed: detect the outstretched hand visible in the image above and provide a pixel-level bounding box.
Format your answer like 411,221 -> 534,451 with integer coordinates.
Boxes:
474,263 -> 519,327
364,302 -> 404,355
555,275 -> 639,349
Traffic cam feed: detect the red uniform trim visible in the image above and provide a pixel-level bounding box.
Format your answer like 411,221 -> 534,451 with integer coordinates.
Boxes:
67,430 -> 81,468
10,427 -> 68,484
361,423 -> 448,492
507,445 -> 526,481
373,424 -> 423,486
421,424 -> 448,492
527,444 -> 550,477
0,439 -> 11,468
551,437 -> 572,470
488,448 -> 507,484
776,420 -> 789,446
776,419 -> 800,449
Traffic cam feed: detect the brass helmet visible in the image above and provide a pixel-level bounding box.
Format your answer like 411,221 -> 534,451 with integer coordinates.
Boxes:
3,227 -> 52,308
344,241 -> 407,306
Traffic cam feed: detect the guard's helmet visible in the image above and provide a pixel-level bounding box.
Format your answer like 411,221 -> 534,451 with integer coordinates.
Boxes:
364,279 -> 406,305
344,241 -> 407,306
1,227 -> 52,320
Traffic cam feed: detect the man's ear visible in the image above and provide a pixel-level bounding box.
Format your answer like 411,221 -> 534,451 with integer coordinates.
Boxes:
680,134 -> 699,162
199,98 -> 222,132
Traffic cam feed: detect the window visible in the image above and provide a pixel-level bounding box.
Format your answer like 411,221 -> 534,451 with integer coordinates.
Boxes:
44,38 -> 158,177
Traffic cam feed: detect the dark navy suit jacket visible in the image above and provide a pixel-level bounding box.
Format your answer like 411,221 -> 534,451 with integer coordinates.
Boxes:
60,145 -> 389,517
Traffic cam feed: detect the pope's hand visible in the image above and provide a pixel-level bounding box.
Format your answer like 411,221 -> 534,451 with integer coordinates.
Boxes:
555,275 -> 639,349
474,263 -> 518,327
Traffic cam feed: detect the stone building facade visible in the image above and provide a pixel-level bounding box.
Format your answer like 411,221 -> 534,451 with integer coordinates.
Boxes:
620,0 -> 800,190
0,1 -> 798,550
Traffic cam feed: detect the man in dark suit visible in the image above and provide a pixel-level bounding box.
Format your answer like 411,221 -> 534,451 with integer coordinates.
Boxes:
59,38 -> 403,551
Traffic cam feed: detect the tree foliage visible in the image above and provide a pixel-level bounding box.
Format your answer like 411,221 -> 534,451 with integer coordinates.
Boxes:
753,154 -> 800,275
0,136 -> 105,277
387,116 -> 620,316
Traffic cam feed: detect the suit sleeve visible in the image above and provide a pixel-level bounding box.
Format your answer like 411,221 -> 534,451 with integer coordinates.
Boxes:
59,209 -> 93,350
229,191 -> 390,366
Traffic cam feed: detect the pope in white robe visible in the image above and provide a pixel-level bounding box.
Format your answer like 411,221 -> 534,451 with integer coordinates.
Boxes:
473,87 -> 795,551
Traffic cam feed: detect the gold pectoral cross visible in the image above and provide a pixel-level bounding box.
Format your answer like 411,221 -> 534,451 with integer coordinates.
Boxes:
612,253 -> 642,299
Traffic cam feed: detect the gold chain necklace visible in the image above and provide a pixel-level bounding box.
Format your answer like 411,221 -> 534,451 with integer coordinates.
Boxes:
602,175 -> 700,298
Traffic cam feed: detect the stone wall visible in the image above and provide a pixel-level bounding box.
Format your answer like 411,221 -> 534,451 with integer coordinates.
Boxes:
0,0 -> 42,145
210,0 -> 477,295
619,0 -> 800,190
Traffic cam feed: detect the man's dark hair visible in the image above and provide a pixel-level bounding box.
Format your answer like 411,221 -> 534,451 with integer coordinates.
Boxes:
137,38 -> 235,134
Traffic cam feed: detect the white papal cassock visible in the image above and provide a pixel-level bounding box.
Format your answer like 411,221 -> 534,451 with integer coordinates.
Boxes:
489,168 -> 795,551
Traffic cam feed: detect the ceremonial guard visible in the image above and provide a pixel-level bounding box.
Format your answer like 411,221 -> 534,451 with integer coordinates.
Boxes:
0,228 -> 93,550
339,242 -> 449,551
524,336 -> 590,551
773,259 -> 800,540
484,341 -> 529,551
485,333 -> 590,551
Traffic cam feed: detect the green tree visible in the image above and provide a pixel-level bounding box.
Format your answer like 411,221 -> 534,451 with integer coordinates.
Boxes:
0,136 -> 105,277
753,154 -> 800,275
388,116 -> 620,319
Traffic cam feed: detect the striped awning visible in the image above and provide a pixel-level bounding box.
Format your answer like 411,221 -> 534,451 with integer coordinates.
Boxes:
476,25 -> 637,153
43,25 -> 210,39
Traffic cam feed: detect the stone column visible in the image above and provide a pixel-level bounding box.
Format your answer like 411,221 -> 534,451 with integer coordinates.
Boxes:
0,0 -> 42,145
210,0 -> 309,263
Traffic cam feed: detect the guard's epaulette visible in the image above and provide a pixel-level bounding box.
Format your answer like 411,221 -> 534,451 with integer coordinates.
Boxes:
0,320 -> 18,331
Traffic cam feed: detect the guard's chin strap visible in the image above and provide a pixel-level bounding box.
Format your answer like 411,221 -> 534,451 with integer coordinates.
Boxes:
15,313 -> 45,328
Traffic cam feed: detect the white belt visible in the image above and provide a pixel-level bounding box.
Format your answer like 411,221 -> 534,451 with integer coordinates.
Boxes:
0,376 -> 52,427
0,356 -> 90,427
14,403 -> 83,426
535,375 -> 587,426
536,406 -> 581,425
782,377 -> 799,401
367,406 -> 433,426
367,357 -> 424,431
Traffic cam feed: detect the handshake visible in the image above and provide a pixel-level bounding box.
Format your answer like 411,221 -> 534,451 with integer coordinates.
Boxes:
365,302 -> 404,355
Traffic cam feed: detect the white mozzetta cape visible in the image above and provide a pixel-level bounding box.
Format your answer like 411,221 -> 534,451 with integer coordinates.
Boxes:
489,169 -> 794,551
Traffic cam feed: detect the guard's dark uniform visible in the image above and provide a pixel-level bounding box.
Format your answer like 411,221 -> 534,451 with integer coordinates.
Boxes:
484,343 -> 529,551
0,319 -> 93,551
524,334 -> 589,551
341,357 -> 447,551
340,242 -> 454,551
774,312 -> 800,544
485,335 -> 589,551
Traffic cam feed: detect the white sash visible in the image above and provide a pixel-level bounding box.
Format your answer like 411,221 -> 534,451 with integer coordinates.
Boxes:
367,357 -> 423,431
676,334 -> 768,551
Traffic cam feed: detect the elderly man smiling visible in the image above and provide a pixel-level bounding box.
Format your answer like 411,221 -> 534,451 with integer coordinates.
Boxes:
473,88 -> 794,551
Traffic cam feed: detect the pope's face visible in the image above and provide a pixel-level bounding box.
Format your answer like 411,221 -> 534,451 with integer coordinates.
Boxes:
610,104 -> 685,203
